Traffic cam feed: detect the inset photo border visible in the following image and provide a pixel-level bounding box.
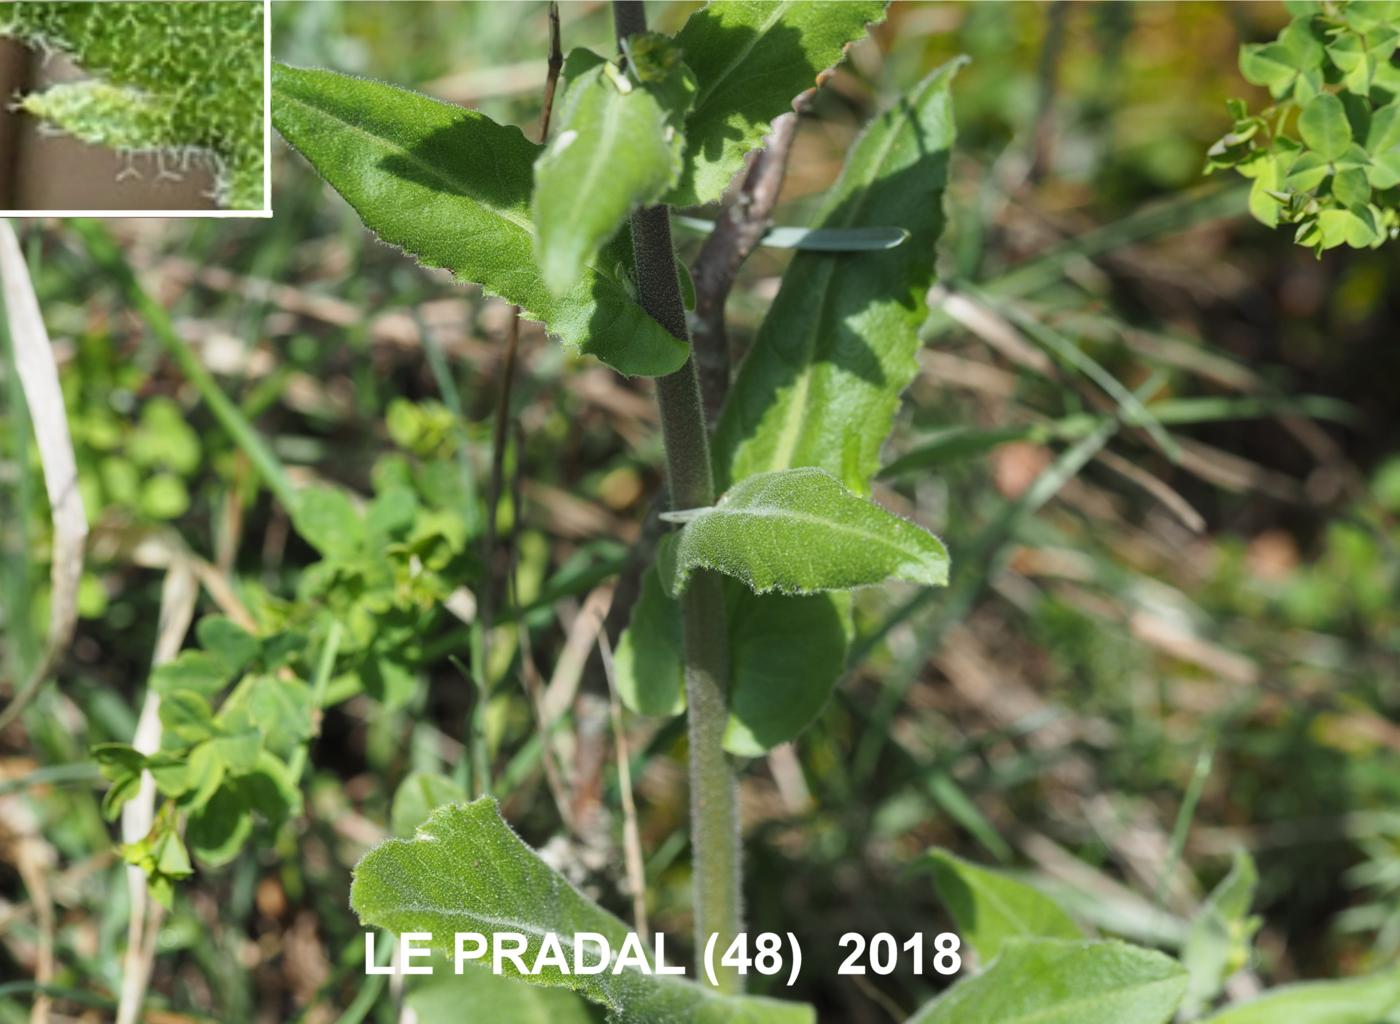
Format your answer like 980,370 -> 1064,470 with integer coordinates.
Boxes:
0,0 -> 271,218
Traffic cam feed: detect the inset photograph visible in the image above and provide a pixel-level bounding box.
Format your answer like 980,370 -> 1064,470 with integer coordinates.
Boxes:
0,0 -> 269,215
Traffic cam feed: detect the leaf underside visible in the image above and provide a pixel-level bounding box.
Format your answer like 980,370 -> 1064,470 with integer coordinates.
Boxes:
534,46 -> 692,295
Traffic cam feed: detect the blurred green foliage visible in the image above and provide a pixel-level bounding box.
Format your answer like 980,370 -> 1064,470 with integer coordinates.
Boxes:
1207,0 -> 1400,252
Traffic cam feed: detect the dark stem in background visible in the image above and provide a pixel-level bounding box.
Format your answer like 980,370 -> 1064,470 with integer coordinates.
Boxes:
614,0 -> 743,992
691,109 -> 801,426
539,2 -> 564,134
0,40 -> 31,208
1026,0 -> 1068,185
477,2 -> 563,796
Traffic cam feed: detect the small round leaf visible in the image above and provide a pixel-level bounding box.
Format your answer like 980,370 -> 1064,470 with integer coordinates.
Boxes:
1299,93 -> 1352,161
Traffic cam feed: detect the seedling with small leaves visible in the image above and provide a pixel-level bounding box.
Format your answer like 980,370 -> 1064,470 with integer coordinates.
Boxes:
89,405 -> 480,891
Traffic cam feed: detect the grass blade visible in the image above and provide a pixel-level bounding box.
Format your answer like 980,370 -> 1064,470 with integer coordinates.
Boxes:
880,394 -> 1355,478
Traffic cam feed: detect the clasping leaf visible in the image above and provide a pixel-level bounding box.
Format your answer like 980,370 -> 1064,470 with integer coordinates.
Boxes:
659,467 -> 948,597
714,57 -> 965,494
615,565 -> 850,755
533,40 -> 695,295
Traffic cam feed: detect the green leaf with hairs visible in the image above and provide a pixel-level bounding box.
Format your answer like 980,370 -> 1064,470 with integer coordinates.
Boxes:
20,81 -> 182,150
271,63 -> 688,378
714,58 -> 963,494
627,57 -> 962,754
928,850 -> 1081,964
909,939 -> 1187,1024
615,563 -> 849,755
668,0 -> 887,207
659,468 -> 948,597
351,799 -> 813,1023
1200,969 -> 1400,1024
534,42 -> 694,294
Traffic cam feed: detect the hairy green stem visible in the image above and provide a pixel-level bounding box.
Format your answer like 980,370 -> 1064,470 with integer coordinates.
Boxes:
613,1 -> 742,991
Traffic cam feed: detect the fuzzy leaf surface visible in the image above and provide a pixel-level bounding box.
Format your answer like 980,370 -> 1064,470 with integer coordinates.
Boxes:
928,850 -> 1081,964
669,0 -> 886,206
19,81 -> 181,151
909,939 -> 1187,1024
1,0 -> 265,208
713,58 -> 962,494
615,563 -> 848,754
272,63 -> 687,377
351,799 -> 813,1023
660,468 -> 948,597
534,49 -> 693,294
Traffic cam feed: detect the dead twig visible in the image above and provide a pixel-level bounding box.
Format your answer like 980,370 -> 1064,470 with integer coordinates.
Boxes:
0,221 -> 89,730
117,562 -> 198,1024
691,109 -> 802,425
480,0 -> 563,788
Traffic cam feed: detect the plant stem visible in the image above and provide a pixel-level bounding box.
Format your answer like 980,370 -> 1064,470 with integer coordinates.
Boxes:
691,109 -> 801,425
287,619 -> 344,784
613,1 -> 742,992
